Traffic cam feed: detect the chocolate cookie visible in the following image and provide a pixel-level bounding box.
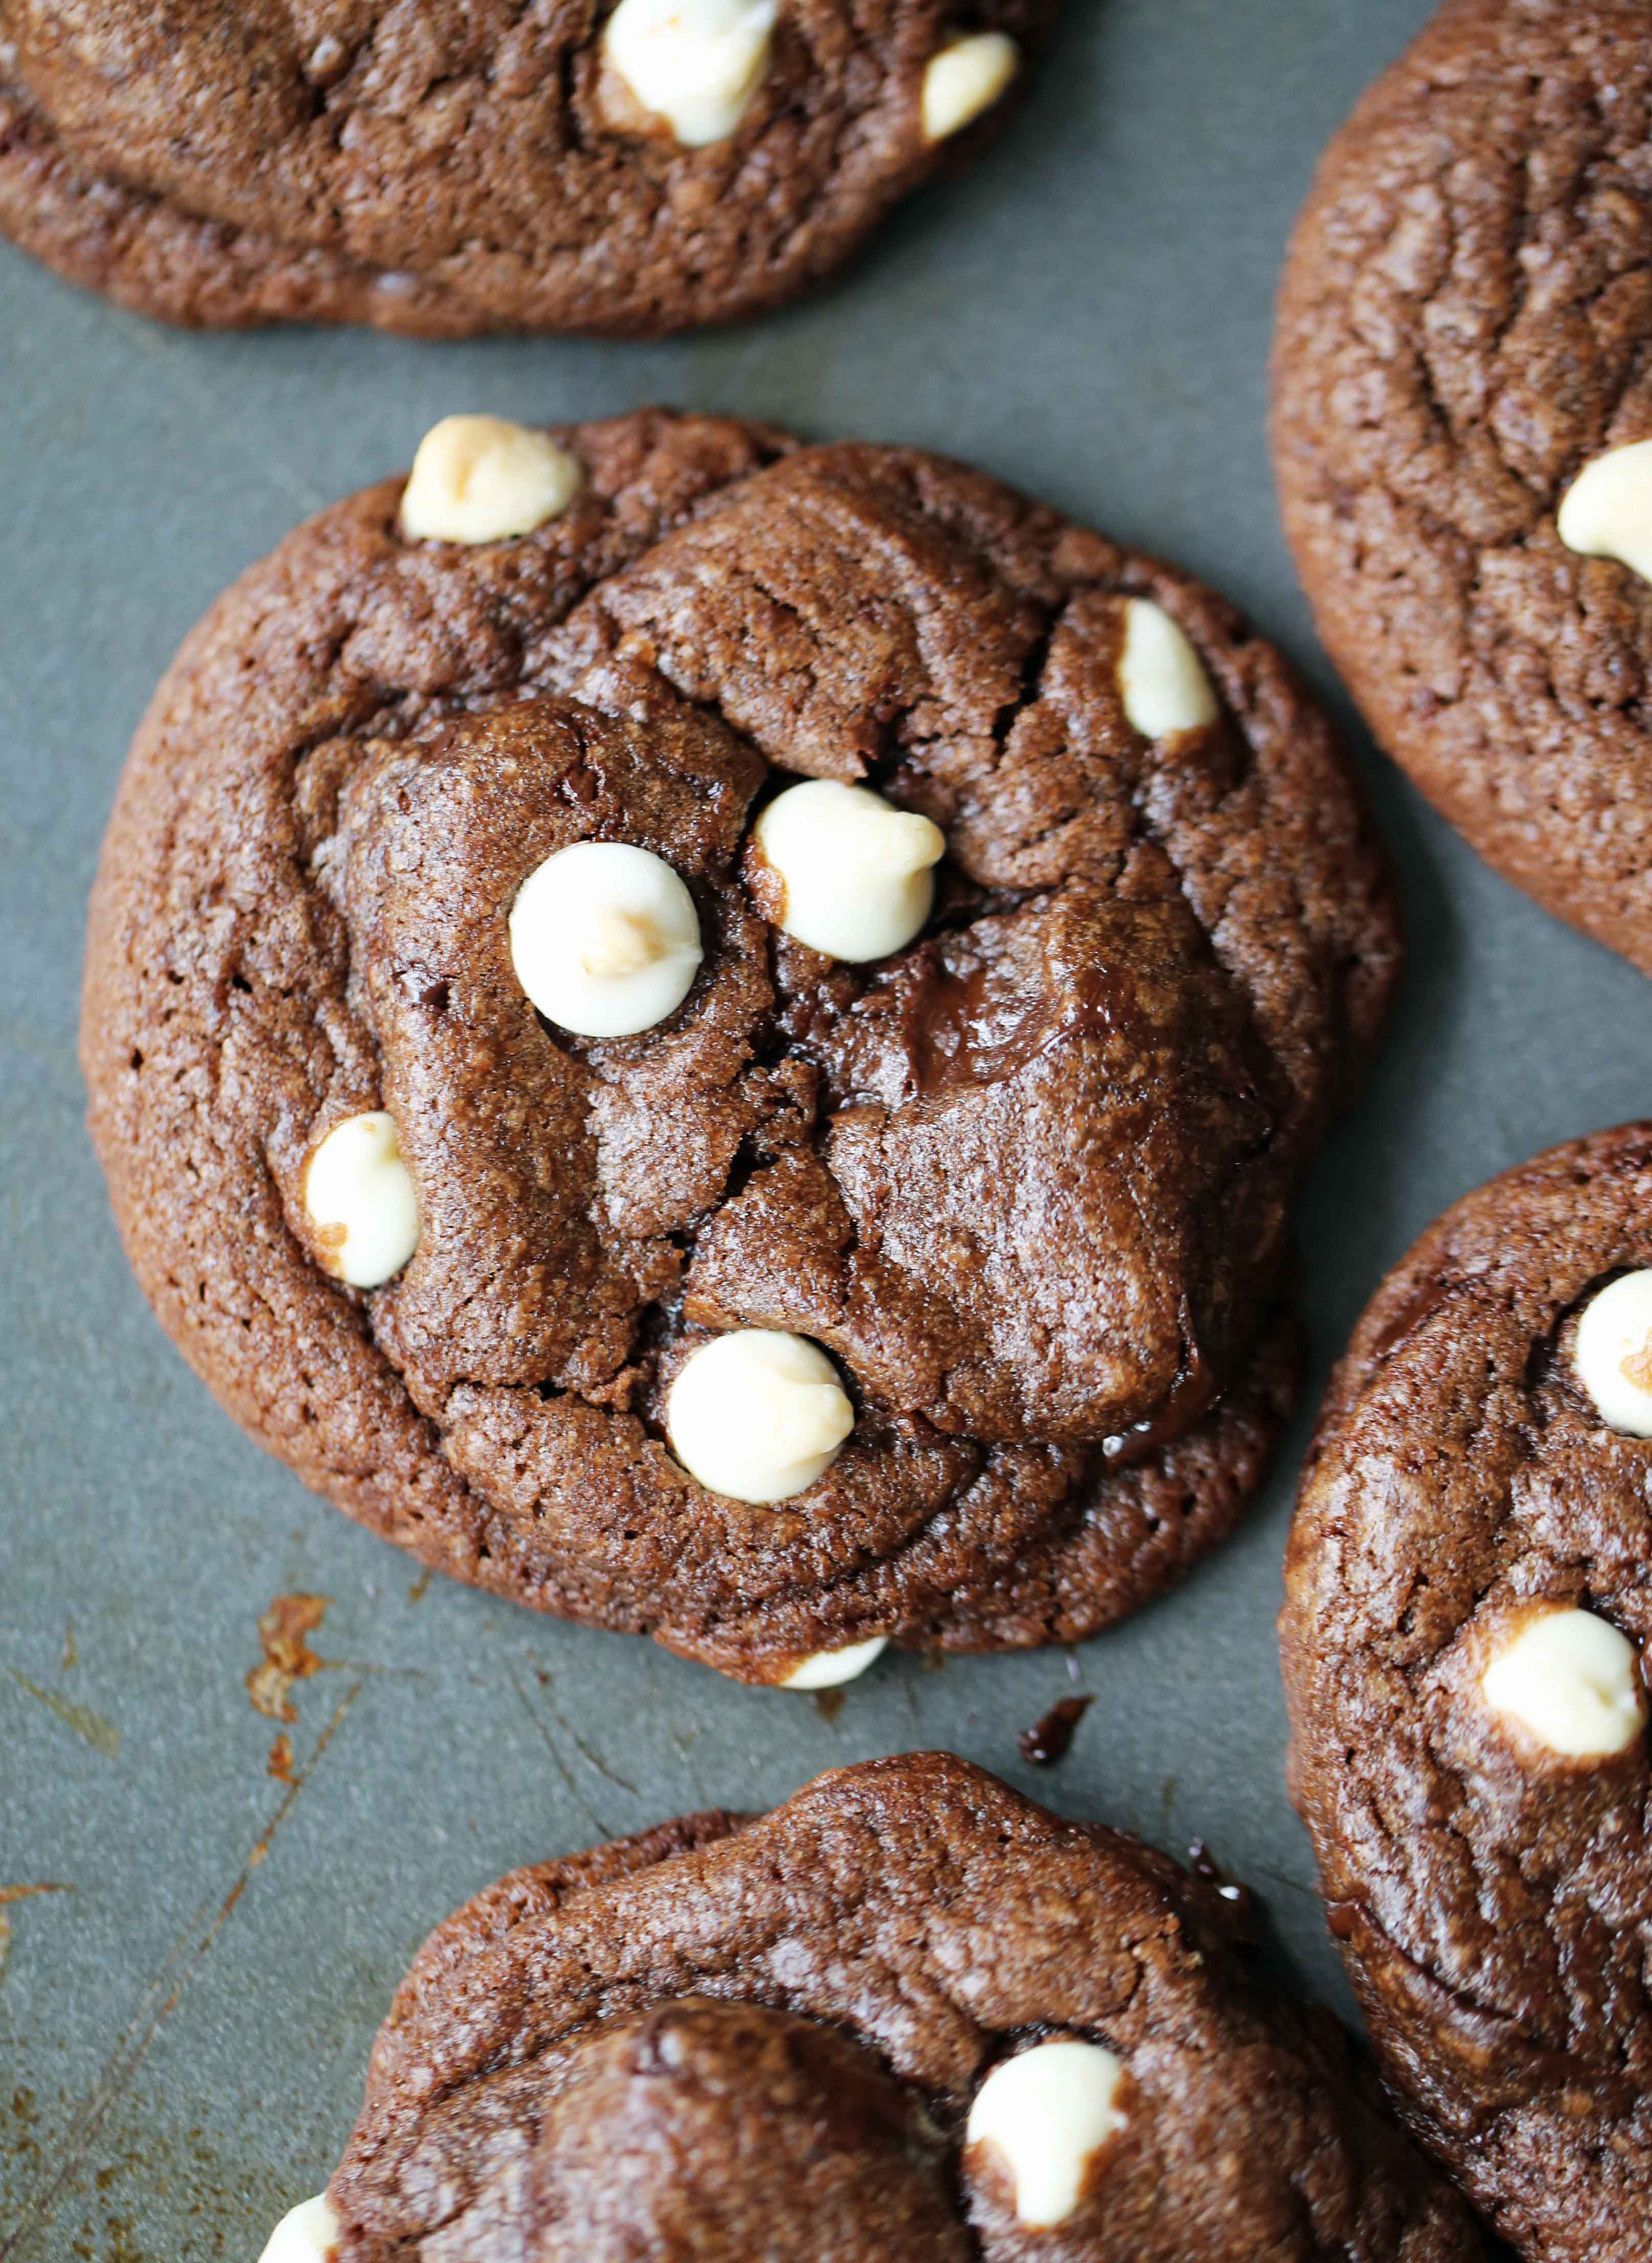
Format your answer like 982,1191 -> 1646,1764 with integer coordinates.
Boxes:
1273,0 -> 1652,975
0,1 -> 1056,337
80,407 -> 1400,1685
1283,1123 -> 1652,2261
254,1752 -> 1484,2263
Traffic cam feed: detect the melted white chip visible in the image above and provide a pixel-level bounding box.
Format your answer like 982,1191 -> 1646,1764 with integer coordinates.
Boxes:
667,1330 -> 855,1504
1557,439 -> 1652,584
1481,1606 -> 1647,1761
779,1636 -> 889,1689
258,2194 -> 341,2263
510,842 -> 703,1038
604,0 -> 778,146
921,31 -> 1021,142
752,780 -> 945,962
1118,598 -> 1220,738
304,1111 -> 419,1290
400,415 -> 583,546
1575,1269 -> 1652,1436
966,2040 -> 1129,2228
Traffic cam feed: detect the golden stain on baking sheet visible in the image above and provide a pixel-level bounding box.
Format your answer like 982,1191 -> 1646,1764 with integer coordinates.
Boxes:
0,1882 -> 73,1986
245,1593 -> 331,1724
266,1731 -> 296,1783
4,1681 -> 364,2260
59,2109 -> 286,2263
8,1668 -> 121,1759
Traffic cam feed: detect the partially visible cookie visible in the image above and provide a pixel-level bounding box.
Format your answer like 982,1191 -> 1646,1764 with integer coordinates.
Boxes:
81,407 -> 1400,1683
255,1752 -> 1484,2262
1274,0 -> 1652,974
1284,1123 -> 1652,2262
0,1 -> 1057,336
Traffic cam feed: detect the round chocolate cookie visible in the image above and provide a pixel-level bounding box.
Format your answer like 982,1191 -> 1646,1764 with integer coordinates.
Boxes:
1274,0 -> 1652,976
0,1 -> 1057,337
80,407 -> 1400,1685
255,1752 -> 1484,2262
1284,1123 -> 1652,2261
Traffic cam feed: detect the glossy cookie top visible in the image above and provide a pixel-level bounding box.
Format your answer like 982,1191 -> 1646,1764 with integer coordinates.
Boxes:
1275,0 -> 1652,975
267,1753 -> 1482,2261
81,408 -> 1399,1681
1285,1122 -> 1652,2263
0,0 -> 1058,335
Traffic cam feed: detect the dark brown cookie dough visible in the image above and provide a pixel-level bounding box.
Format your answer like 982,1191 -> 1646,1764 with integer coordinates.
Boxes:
1283,1123 -> 1652,2262
275,1753 -> 1483,2261
81,407 -> 1399,1683
0,1 -> 1057,337
1273,0 -> 1652,976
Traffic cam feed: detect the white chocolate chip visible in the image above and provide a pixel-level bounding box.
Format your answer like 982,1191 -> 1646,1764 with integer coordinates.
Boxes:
604,0 -> 778,147
303,1111 -> 419,1290
400,415 -> 583,546
667,1329 -> 854,1505
1557,439 -> 1652,584
258,2194 -> 341,2263
921,31 -> 1021,143
752,780 -> 945,962
510,842 -> 703,1039
1480,1606 -> 1647,1761
779,1636 -> 889,1689
966,2040 -> 1129,2228
1118,598 -> 1220,738
1574,1269 -> 1652,1436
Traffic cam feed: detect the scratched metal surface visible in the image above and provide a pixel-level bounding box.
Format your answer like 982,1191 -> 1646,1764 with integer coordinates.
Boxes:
0,1 -> 1637,2254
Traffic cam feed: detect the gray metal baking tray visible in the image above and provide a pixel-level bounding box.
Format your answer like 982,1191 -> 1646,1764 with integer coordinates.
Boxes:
2,1 -> 1624,2252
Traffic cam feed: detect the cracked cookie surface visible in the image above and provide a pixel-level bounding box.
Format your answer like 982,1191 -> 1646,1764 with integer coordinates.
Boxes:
0,0 -> 1058,336
1274,0 -> 1652,976
303,1752 -> 1483,2261
1283,1122 -> 1652,2263
81,409 -> 1399,1681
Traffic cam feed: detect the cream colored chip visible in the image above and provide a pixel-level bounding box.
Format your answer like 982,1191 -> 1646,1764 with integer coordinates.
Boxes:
1481,1606 -> 1647,1761
779,1636 -> 889,1689
604,0 -> 778,147
510,842 -> 703,1039
667,1329 -> 854,1505
258,2194 -> 341,2263
966,2039 -> 1129,2227
1575,1268 -> 1652,1436
304,1111 -> 419,1290
921,31 -> 1021,142
752,780 -> 945,961
400,415 -> 583,545
1118,598 -> 1220,738
1557,439 -> 1652,584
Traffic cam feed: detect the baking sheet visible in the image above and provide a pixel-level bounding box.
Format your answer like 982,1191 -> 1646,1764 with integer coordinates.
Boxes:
2,1 -> 1636,2252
